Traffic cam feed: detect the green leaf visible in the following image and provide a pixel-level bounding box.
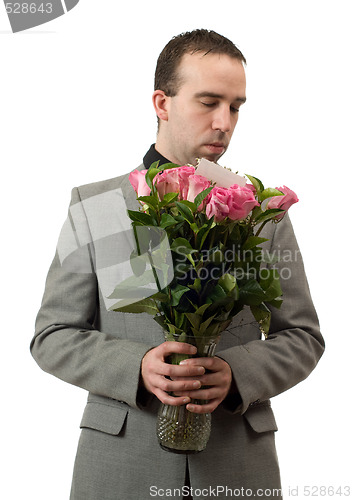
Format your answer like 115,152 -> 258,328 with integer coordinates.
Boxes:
207,284 -> 227,302
250,304 -> 272,337
254,208 -> 284,224
242,236 -> 268,251
251,206 -> 263,220
153,314 -> 169,330
199,219 -> 216,249
163,322 -> 184,338
146,167 -> 160,189
174,201 -> 195,224
160,192 -> 179,206
194,303 -> 211,316
171,238 -> 197,255
178,199 -> 197,212
137,195 -> 158,209
127,210 -> 155,226
188,278 -> 201,293
218,273 -> 237,293
207,295 -> 236,314
260,269 -> 283,302
170,284 -> 190,306
198,314 -> 217,335
184,312 -> 202,330
207,248 -> 224,263
150,161 -> 160,170
174,309 -> 186,329
189,222 -> 199,234
239,280 -> 267,306
269,298 -> 283,309
259,188 -> 284,202
160,213 -> 178,228
151,292 -> 169,302
246,174 -> 264,194
130,250 -> 147,276
109,298 -> 158,315
108,287 -> 158,300
107,269 -> 157,298
194,186 -> 213,208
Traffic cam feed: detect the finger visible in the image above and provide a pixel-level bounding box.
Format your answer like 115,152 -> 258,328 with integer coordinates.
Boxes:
154,388 -> 191,406
166,364 -> 205,378
143,357 -> 204,379
186,399 -> 221,414
157,377 -> 202,394
179,356 -> 221,370
172,371 -> 223,388
160,341 -> 197,357
173,386 -> 221,400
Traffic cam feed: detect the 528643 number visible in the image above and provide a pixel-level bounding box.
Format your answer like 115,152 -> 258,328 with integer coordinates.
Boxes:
5,3 -> 53,14
303,486 -> 351,496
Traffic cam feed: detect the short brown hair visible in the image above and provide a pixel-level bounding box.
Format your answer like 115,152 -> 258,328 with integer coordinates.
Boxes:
154,29 -> 246,96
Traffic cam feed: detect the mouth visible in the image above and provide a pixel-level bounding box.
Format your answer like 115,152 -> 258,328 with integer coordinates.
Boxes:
204,143 -> 226,155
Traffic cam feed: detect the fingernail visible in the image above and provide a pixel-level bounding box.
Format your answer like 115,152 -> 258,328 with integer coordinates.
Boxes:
193,381 -> 201,388
183,398 -> 190,403
187,405 -> 195,412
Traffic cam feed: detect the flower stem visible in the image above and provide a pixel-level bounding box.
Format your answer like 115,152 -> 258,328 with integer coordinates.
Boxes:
148,251 -> 162,293
255,220 -> 267,237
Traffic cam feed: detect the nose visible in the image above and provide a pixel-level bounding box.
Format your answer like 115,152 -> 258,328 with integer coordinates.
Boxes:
212,106 -> 232,133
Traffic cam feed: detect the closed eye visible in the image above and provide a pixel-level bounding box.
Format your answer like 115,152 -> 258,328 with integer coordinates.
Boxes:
201,102 -> 239,113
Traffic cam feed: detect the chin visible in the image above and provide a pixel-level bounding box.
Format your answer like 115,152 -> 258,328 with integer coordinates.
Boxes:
203,154 -> 222,163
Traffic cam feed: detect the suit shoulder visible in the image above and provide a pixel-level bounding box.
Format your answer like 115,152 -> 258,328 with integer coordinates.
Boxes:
73,168 -> 140,201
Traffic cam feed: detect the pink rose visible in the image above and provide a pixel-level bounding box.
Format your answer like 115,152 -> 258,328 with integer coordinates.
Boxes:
186,174 -> 211,210
176,165 -> 196,199
205,186 -> 230,222
267,186 -> 299,220
155,168 -> 180,200
129,169 -> 150,197
246,183 -> 257,195
155,165 -> 196,201
227,184 -> 260,221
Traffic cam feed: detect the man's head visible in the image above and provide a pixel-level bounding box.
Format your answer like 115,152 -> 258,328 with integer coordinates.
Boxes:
153,29 -> 247,166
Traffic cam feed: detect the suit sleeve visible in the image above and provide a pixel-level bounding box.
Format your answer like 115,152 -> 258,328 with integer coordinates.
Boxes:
216,215 -> 325,414
30,187 -> 154,409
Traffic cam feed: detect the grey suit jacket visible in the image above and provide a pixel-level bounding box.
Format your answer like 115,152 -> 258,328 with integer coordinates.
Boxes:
31,165 -> 324,500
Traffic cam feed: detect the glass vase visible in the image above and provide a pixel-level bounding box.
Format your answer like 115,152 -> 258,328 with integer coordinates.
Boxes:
156,333 -> 220,454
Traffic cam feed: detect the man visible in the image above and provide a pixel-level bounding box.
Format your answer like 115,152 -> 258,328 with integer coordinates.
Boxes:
31,30 -> 324,499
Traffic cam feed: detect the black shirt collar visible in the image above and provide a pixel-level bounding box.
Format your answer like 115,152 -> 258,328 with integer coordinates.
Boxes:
143,144 -> 170,169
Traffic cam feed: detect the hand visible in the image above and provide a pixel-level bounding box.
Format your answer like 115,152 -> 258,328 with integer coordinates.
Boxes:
141,342 -> 206,406
173,356 -> 234,414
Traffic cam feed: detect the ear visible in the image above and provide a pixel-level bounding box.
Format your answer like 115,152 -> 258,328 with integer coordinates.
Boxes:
152,90 -> 170,122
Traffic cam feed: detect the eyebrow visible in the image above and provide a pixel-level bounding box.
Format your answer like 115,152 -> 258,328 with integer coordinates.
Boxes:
194,92 -> 247,104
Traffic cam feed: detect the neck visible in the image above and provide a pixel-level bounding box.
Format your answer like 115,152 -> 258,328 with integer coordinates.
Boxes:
155,135 -> 181,165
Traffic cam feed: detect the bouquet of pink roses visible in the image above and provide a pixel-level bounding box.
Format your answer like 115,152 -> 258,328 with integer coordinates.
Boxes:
108,158 -> 298,339
108,158 -> 298,454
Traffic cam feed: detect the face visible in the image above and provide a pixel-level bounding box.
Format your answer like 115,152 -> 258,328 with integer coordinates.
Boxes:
154,52 -> 246,165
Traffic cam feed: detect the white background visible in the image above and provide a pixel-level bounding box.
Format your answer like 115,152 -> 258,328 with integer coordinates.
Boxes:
1,1 -> 351,498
